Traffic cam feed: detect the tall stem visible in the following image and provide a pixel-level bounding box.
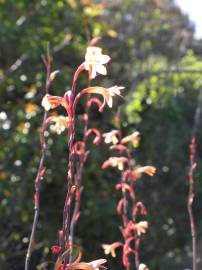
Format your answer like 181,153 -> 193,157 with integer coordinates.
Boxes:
187,137 -> 196,270
25,112 -> 47,270
62,115 -> 75,249
187,87 -> 202,270
69,87 -> 91,260
25,46 -> 51,270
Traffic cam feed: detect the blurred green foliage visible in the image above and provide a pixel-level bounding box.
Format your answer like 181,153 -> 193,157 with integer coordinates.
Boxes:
1,0 -> 202,269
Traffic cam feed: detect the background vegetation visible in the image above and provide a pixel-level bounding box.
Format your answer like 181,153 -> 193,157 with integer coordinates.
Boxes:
1,0 -> 202,269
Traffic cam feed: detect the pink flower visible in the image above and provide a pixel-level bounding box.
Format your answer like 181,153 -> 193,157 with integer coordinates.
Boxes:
102,242 -> 123,258
84,46 -> 110,79
103,130 -> 120,145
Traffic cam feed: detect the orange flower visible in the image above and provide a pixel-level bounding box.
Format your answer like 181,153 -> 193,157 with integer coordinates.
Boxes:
124,221 -> 148,237
121,131 -> 140,147
103,130 -> 120,145
102,157 -> 128,171
102,242 -> 123,258
135,166 -> 156,176
84,46 -> 110,79
41,94 -> 64,111
25,103 -> 38,114
46,115 -> 69,134
77,86 -> 124,111
133,221 -> 148,235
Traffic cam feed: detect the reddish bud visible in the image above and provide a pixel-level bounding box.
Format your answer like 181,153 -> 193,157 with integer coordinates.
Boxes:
116,183 -> 135,200
73,141 -> 86,156
51,245 -> 62,255
83,113 -> 88,122
39,166 -> 46,179
133,202 -> 147,216
58,264 -> 64,270
117,198 -> 128,215
87,97 -> 103,112
49,70 -> 60,82
85,128 -> 101,145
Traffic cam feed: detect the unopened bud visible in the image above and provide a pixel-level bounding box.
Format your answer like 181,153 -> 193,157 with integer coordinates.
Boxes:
49,70 -> 60,82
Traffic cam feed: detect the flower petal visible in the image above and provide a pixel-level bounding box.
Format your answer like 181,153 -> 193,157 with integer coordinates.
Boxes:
95,64 -> 107,75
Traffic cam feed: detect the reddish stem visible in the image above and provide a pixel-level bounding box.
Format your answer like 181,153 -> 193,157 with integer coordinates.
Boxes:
25,46 -> 51,270
187,136 -> 197,270
69,87 -> 91,259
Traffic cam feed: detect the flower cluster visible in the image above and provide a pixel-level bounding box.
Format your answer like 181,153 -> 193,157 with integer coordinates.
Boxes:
102,129 -> 156,270
37,43 -> 124,269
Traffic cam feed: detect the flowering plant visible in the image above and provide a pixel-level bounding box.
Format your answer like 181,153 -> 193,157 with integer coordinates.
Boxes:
102,129 -> 156,270
25,41 -> 124,270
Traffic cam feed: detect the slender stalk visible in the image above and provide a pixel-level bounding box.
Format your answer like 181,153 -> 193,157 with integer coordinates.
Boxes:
69,84 -> 91,260
187,136 -> 196,270
25,45 -> 51,270
187,87 -> 202,270
127,150 -> 139,270
25,112 -> 47,270
62,115 -> 75,250
61,64 -> 81,263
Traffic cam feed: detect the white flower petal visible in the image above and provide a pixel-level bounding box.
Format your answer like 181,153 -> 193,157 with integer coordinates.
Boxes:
99,54 -> 110,64
106,96 -> 113,108
95,64 -> 107,75
41,95 -> 51,111
90,69 -> 97,79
